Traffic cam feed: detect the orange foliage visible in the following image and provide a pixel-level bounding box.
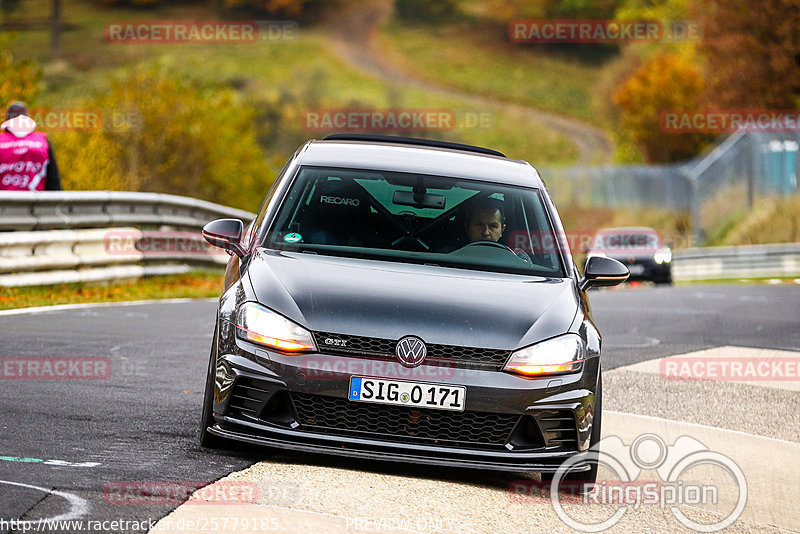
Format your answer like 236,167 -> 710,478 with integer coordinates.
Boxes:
612,52 -> 711,163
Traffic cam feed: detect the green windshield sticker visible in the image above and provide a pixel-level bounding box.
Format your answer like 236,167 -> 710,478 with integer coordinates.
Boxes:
284,233 -> 302,243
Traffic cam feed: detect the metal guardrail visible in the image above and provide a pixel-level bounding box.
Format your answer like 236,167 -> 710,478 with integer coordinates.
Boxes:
673,243 -> 800,281
0,190 -> 255,231
0,191 -> 256,287
1,191 -> 798,286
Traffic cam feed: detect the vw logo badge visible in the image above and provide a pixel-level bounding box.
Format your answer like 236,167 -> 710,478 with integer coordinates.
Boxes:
395,336 -> 427,367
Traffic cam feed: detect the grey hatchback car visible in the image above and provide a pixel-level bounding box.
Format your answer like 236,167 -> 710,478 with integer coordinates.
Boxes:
199,134 -> 628,484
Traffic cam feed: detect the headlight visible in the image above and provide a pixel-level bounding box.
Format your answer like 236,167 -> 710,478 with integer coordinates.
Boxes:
654,247 -> 672,264
235,303 -> 316,352
503,334 -> 585,377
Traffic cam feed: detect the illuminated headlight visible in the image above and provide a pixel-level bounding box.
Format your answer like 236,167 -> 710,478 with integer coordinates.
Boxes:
654,247 -> 672,264
236,303 -> 316,352
503,334 -> 585,377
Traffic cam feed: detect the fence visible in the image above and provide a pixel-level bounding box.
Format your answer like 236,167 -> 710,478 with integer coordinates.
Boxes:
541,131 -> 800,244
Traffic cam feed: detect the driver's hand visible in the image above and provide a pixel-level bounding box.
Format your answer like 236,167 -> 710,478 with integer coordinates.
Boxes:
513,248 -> 532,263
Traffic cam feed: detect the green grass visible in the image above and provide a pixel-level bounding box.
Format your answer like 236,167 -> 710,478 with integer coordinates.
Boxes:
4,0 -> 578,165
0,270 -> 223,310
377,19 -> 610,127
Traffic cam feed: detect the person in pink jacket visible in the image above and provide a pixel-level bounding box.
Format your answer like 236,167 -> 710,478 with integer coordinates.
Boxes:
0,102 -> 61,191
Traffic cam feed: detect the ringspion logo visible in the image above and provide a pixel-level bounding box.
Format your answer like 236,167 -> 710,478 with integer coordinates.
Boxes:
512,434 -> 747,532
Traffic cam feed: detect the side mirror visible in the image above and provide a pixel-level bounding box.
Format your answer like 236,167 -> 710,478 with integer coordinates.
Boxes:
202,218 -> 246,258
580,255 -> 629,291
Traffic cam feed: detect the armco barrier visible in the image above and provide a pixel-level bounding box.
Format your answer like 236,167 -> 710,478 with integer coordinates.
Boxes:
0,190 -> 255,231
1,191 -> 798,286
673,243 -> 800,281
0,191 -> 255,287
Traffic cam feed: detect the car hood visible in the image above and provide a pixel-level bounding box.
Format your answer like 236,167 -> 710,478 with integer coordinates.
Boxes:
246,250 -> 579,350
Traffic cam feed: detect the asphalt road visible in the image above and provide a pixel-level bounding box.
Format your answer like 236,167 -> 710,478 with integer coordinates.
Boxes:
0,284 -> 798,533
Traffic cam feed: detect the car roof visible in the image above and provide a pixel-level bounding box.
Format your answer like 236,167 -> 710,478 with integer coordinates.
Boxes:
296,139 -> 545,189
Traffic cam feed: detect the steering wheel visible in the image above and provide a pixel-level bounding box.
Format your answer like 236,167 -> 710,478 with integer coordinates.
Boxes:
461,240 -> 514,252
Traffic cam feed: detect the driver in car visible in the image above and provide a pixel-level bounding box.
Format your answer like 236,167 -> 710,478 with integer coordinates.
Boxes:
462,198 -> 531,263
465,198 -> 506,243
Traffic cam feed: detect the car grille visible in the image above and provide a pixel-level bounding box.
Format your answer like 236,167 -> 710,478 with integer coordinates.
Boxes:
312,331 -> 511,370
291,392 -> 520,449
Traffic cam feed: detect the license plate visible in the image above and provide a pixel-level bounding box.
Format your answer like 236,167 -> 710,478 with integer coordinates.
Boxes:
628,264 -> 645,275
348,377 -> 465,412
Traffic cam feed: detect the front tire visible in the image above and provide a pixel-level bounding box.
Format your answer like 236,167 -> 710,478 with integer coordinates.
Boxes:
200,327 -> 225,448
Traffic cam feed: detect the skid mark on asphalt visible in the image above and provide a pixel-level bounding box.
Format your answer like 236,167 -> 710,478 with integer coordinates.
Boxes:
602,327 -> 661,349
0,480 -> 89,523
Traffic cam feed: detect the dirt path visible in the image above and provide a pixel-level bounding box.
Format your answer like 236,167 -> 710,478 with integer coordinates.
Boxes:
323,0 -> 615,165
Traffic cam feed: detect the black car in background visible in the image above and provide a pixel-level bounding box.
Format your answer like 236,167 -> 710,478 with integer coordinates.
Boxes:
199,134 -> 629,485
587,226 -> 672,285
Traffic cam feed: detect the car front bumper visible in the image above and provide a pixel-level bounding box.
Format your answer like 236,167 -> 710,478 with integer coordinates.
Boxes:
208,332 -> 600,473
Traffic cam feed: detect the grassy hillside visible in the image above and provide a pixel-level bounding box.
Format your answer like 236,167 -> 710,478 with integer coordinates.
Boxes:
377,19 -> 609,126
4,0 -> 577,167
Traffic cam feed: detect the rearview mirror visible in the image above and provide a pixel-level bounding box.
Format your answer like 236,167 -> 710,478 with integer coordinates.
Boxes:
393,190 -> 446,209
580,255 -> 629,291
202,218 -> 246,258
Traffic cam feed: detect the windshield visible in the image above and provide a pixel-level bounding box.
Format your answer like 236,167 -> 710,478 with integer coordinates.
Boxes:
263,166 -> 565,277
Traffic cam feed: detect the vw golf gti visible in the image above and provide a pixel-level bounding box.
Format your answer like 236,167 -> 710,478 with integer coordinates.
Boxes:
199,134 -> 628,482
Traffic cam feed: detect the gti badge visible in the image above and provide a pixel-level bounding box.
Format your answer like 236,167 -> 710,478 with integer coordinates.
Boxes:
324,337 -> 347,347
395,336 -> 427,367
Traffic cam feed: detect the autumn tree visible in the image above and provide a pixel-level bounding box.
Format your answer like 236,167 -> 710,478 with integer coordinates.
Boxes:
698,0 -> 800,108
0,34 -> 42,107
613,52 -> 711,162
54,64 -> 273,211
